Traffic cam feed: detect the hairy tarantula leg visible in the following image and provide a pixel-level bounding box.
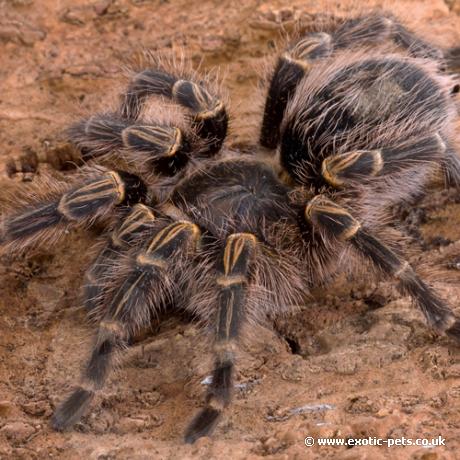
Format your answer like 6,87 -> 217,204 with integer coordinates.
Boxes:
185,232 -> 257,443
120,70 -> 228,155
52,220 -> 201,431
260,32 -> 332,149
304,196 -> 460,340
0,170 -> 146,253
51,319 -> 130,431
260,15 -> 446,151
321,134 -> 446,187
332,15 -> 444,61
68,115 -> 192,175
83,203 -> 156,312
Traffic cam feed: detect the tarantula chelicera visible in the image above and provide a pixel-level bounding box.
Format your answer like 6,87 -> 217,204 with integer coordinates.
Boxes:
2,13 -> 460,443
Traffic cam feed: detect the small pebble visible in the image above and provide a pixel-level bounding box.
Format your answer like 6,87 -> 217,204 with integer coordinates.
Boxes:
1,422 -> 35,443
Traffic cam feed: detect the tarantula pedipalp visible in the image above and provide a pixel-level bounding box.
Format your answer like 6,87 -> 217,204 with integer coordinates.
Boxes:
1,12 -> 460,443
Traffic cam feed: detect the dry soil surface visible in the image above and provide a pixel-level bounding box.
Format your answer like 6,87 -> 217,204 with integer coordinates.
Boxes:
1,0 -> 460,459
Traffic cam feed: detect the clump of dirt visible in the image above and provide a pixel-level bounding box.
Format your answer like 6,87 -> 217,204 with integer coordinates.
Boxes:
1,0 -> 460,459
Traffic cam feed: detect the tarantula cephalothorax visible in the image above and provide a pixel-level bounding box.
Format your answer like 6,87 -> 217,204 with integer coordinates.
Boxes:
2,13 -> 460,443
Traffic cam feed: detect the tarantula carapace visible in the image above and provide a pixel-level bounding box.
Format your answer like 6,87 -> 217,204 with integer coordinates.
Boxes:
2,13 -> 460,443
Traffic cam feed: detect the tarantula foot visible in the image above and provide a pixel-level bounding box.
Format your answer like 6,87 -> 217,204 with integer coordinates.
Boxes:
51,387 -> 94,431
184,407 -> 221,444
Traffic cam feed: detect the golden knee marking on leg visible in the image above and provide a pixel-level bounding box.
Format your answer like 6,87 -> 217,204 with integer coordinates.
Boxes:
171,79 -> 186,96
107,171 -> 126,204
122,125 -> 183,157
304,196 -> 361,240
304,194 -> 326,220
321,150 -> 383,187
281,54 -> 311,71
135,253 -> 168,269
223,233 -> 257,276
283,32 -> 332,70
195,101 -> 225,121
147,221 -> 201,254
339,221 -> 362,240
216,275 -> 247,287
111,204 -> 155,248
58,172 -> 125,220
172,80 -> 220,117
99,320 -> 124,336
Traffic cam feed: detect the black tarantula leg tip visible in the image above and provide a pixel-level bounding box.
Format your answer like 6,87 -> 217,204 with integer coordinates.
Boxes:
351,230 -> 460,341
304,196 -> 460,340
51,320 -> 128,431
54,220 -> 201,430
184,406 -> 222,444
184,233 -> 256,443
51,387 -> 95,431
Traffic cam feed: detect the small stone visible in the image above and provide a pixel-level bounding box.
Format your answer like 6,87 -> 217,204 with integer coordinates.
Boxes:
0,401 -> 15,418
200,34 -> 225,53
345,396 -> 378,414
88,410 -> 114,434
64,64 -> 103,77
411,450 -> 439,460
22,400 -> 52,417
278,428 -> 297,445
135,390 -> 161,407
445,363 -> 460,378
0,20 -> 46,46
94,0 -> 112,16
183,327 -> 197,337
263,436 -> 280,454
116,416 -> 148,433
193,436 -> 212,449
375,407 -> 391,418
60,7 -> 93,26
1,422 -> 35,443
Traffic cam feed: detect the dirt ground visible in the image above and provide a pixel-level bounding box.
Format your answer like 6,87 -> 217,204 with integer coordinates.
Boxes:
1,0 -> 460,459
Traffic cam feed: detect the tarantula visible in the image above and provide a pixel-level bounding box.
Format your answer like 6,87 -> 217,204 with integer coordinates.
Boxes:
2,13 -> 460,443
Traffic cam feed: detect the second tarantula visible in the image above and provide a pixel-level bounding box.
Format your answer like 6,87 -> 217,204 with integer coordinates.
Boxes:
2,13 -> 460,442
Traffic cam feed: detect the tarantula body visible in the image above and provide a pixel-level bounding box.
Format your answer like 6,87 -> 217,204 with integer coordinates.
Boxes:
2,13 -> 460,443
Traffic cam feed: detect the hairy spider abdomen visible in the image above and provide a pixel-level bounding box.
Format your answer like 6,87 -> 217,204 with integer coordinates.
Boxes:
280,55 -> 456,186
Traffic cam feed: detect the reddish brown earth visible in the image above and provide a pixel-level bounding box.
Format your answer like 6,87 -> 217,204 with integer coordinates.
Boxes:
1,0 -> 460,459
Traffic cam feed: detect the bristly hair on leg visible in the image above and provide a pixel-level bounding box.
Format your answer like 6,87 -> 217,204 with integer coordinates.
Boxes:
0,166 -> 147,255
